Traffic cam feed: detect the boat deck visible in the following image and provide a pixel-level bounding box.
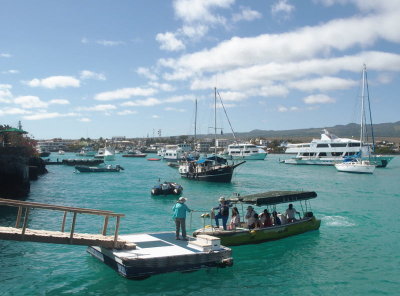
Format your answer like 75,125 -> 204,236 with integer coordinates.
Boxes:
87,231 -> 232,279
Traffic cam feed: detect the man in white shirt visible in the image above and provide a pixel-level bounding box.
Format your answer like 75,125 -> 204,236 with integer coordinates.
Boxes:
285,203 -> 300,222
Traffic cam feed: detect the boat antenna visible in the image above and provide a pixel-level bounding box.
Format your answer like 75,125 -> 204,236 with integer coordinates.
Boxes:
216,90 -> 237,140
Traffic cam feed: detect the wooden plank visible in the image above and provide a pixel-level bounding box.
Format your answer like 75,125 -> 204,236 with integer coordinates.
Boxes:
15,206 -> 22,228
0,226 -> 135,249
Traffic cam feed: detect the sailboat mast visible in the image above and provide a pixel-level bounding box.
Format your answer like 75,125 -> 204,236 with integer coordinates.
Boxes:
194,99 -> 197,149
360,65 -> 366,153
214,87 -> 217,155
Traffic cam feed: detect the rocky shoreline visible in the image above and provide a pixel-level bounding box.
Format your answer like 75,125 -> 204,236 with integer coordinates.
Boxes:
0,147 -> 47,199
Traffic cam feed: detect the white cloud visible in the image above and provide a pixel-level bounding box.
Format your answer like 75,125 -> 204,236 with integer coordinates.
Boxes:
25,76 -> 80,89
0,84 -> 13,103
23,112 -> 78,120
173,0 -> 234,24
77,104 -> 117,111
148,82 -> 176,91
288,77 -> 357,91
152,115 -> 160,118
303,94 -> 336,104
137,67 -> 158,80
165,107 -> 186,112
49,99 -> 70,105
117,110 -> 138,115
156,32 -> 185,51
14,96 -> 48,108
78,117 -> 91,122
96,40 -> 125,46
0,53 -> 12,58
277,105 -> 299,112
81,37 -> 89,44
271,0 -> 295,18
2,69 -> 19,74
121,97 -> 162,107
232,7 -> 262,22
0,107 -> 31,116
80,70 -> 106,80
179,25 -> 209,39
165,94 -> 195,103
94,87 -> 157,101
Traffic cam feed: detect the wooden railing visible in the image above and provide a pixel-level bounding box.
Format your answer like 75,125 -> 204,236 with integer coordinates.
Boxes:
0,198 -> 126,248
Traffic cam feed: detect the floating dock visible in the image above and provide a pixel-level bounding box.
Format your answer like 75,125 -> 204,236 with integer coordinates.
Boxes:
87,232 -> 233,279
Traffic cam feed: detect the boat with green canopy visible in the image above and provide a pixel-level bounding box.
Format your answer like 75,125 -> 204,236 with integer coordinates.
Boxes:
193,191 -> 320,246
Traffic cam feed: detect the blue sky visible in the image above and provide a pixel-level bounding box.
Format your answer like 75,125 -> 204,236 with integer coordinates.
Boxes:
1,0 -> 400,140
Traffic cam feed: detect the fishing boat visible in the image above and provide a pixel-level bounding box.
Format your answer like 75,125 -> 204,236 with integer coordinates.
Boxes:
178,88 -> 245,183
151,182 -> 183,196
76,146 -> 96,157
75,164 -> 124,173
335,65 -> 376,174
95,146 -> 115,161
193,191 -> 320,246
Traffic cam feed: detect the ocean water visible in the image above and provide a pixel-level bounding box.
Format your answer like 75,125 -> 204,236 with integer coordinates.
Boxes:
0,153 -> 399,295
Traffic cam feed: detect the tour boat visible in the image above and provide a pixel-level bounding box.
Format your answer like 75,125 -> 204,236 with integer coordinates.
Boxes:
193,191 -> 320,246
225,143 -> 267,160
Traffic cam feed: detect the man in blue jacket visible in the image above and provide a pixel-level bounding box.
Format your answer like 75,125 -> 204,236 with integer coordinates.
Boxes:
172,197 -> 192,240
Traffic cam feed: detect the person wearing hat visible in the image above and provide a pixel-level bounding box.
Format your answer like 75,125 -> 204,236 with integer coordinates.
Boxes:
172,197 -> 192,240
245,206 -> 257,229
212,196 -> 231,230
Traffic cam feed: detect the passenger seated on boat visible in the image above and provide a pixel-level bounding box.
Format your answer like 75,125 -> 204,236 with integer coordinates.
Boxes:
285,204 -> 300,223
245,206 -> 257,229
259,209 -> 273,227
228,207 -> 240,230
253,214 -> 262,229
212,196 -> 231,230
272,211 -> 281,226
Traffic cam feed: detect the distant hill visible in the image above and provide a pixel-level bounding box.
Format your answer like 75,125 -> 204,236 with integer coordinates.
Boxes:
196,121 -> 400,140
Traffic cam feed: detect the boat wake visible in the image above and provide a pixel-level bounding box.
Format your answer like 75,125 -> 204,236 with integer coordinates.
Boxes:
322,215 -> 355,227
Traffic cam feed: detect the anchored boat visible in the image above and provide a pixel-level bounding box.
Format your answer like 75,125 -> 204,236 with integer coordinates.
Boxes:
151,182 -> 183,196
75,164 -> 124,173
193,191 -> 320,246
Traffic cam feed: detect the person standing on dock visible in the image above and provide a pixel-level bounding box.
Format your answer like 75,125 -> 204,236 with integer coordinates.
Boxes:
172,197 -> 192,240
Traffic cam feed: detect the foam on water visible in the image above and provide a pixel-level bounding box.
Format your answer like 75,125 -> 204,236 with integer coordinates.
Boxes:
322,215 -> 356,227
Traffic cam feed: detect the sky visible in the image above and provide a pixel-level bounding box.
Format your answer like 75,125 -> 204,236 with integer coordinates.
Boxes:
1,0 -> 400,140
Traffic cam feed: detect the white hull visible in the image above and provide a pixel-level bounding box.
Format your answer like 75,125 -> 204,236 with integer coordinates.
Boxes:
230,153 -> 267,160
284,155 -> 393,167
335,161 -> 375,174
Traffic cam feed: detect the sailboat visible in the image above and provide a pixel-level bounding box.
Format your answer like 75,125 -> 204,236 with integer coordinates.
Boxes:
335,65 -> 376,174
178,88 -> 245,182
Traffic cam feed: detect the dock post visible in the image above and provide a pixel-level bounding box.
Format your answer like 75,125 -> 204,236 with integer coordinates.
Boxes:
102,216 -> 109,236
61,211 -> 67,232
21,207 -> 30,237
113,216 -> 120,248
69,212 -> 77,244
15,206 -> 23,228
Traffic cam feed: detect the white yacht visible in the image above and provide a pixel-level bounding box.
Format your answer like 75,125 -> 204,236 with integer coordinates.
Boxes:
163,144 -> 196,162
226,143 -> 267,160
284,129 -> 393,167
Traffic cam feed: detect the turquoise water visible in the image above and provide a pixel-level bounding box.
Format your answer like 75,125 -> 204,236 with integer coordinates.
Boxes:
1,154 -> 399,295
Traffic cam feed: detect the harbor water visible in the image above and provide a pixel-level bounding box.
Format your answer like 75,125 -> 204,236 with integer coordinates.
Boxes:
0,154 -> 399,295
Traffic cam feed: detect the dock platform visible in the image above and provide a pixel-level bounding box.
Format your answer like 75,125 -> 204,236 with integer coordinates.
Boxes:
87,232 -> 233,279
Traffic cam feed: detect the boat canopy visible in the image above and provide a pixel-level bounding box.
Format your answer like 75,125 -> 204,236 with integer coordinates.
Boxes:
226,191 -> 317,206
196,155 -> 227,164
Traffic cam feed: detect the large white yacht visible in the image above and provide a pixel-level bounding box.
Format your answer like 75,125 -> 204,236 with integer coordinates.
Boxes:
94,146 -> 115,161
284,129 -> 393,167
226,143 -> 267,160
162,143 -> 197,162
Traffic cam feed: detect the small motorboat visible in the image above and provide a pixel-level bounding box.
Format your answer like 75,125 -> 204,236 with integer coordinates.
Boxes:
75,164 -> 124,173
147,158 -> 161,161
151,182 -> 183,196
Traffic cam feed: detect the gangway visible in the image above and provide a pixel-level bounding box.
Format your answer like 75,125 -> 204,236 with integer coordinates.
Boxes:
0,198 -> 135,249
